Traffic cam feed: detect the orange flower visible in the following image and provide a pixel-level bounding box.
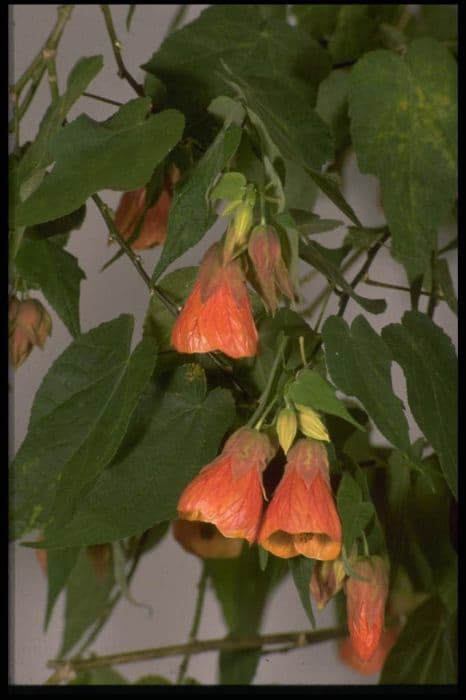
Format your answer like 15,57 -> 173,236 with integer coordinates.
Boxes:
247,224 -> 294,314
171,243 -> 259,359
177,427 -> 276,543
258,439 -> 342,560
345,556 -> 389,662
338,626 -> 401,675
114,186 -> 171,249
9,297 -> 52,368
172,519 -> 243,559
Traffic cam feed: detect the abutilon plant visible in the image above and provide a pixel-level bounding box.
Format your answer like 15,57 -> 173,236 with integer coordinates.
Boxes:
9,3 -> 457,688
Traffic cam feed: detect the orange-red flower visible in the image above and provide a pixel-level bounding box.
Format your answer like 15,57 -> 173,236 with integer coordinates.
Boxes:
345,556 -> 389,662
172,519 -> 243,559
338,626 -> 401,675
258,438 -> 342,560
9,297 -> 52,368
247,224 -> 294,314
171,243 -> 259,359
177,427 -> 276,543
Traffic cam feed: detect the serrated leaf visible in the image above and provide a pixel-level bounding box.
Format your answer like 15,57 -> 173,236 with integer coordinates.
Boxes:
44,546 -> 80,630
316,69 -> 350,152
328,5 -> 376,64
16,104 -> 185,226
142,5 -> 331,122
289,556 -> 315,627
382,311 -> 457,498
413,5 -> 457,43
337,473 -> 374,554
15,239 -> 85,337
71,668 -> 128,685
299,239 -> 386,314
380,598 -> 456,684
10,316 -> 157,539
291,5 -> 340,40
349,39 -> 457,278
60,548 -> 115,657
210,171 -> 246,202
35,366 -> 235,548
288,369 -> 364,431
305,169 -> 362,226
152,124 -> 241,281
24,204 -> 86,243
207,546 -> 287,684
322,315 -> 412,455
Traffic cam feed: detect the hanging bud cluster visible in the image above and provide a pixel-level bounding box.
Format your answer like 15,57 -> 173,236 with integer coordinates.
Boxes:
247,224 -> 294,314
9,296 -> 52,369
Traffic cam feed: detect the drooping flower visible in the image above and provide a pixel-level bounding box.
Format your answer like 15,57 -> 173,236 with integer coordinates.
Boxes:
177,427 -> 276,543
310,558 -> 346,609
345,556 -> 389,662
258,438 -> 342,560
338,626 -> 401,676
9,297 -> 52,369
172,519 -> 243,559
171,243 -> 259,359
247,224 -> 294,314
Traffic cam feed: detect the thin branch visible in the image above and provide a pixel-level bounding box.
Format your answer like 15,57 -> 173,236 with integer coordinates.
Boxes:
176,566 -> 208,684
166,5 -> 188,37
83,91 -> 124,107
48,624 -> 349,673
364,277 -> 444,299
43,48 -> 59,102
337,232 -> 390,317
248,336 -> 288,429
100,5 -> 145,96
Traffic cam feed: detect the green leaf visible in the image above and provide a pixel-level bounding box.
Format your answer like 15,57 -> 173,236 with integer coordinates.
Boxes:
210,171 -> 246,202
413,5 -> 457,43
60,548 -> 115,656
151,124 -> 241,281
305,169 -> 362,226
291,5 -> 340,40
349,39 -> 457,278
142,5 -> 331,122
288,368 -> 365,431
316,69 -> 350,152
380,598 -> 456,684
328,6 -> 376,64
16,104 -> 185,227
24,204 -> 86,243
44,546 -> 80,631
299,239 -> 386,314
15,239 -> 85,337
434,258 -> 457,315
11,316 -> 157,539
337,473 -> 374,554
36,365 -> 235,548
134,675 -> 171,685
207,546 -> 287,684
289,556 -> 315,627
344,225 -> 386,250
288,209 -> 342,236
71,668 -> 128,685
322,315 -> 412,455
16,56 -> 104,195
382,311 -> 457,498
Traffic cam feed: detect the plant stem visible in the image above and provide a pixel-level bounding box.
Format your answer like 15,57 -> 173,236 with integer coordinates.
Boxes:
100,5 -> 145,96
48,624 -> 350,674
43,48 -> 59,102
176,566 -> 208,684
166,4 -> 188,37
248,336 -> 288,429
337,232 -> 390,317
83,91 -> 124,107
364,277 -> 445,300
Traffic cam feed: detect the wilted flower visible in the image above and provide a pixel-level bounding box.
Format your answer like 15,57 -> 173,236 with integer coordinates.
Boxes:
295,404 -> 330,442
9,297 -> 52,369
276,408 -> 298,455
86,543 -> 112,582
345,556 -> 389,662
171,243 -> 259,359
258,439 -> 342,560
338,626 -> 401,676
172,519 -> 243,559
247,224 -> 294,314
310,558 -> 346,609
177,427 -> 276,543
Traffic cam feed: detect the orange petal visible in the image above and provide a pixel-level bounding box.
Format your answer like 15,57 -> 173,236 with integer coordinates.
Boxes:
338,626 -> 401,675
172,520 -> 243,559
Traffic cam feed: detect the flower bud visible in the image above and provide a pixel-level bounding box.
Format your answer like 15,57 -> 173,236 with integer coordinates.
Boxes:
172,519 -> 243,559
310,558 -> 346,609
247,224 -> 294,314
86,543 -> 112,583
339,626 -> 401,676
295,404 -> 329,442
9,297 -> 52,368
223,202 -> 254,262
276,408 -> 298,455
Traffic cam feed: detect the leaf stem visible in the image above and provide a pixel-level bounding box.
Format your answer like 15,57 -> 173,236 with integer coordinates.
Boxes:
82,91 -> 124,107
100,5 -> 145,96
248,335 -> 288,429
176,566 -> 208,684
43,48 -> 59,102
364,277 -> 445,299
337,232 -> 390,317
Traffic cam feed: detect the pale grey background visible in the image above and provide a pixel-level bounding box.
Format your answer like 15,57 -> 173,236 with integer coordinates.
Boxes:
10,4 -> 457,686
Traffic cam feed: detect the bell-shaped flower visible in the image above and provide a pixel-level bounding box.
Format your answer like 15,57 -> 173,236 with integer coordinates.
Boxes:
258,438 -> 342,560
247,224 -> 294,314
345,555 -> 389,662
338,626 -> 400,675
171,243 -> 259,359
114,185 -> 172,250
177,427 -> 276,544
172,519 -> 243,559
